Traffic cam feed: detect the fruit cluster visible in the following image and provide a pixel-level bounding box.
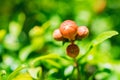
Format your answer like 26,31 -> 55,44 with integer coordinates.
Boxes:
53,20 -> 89,58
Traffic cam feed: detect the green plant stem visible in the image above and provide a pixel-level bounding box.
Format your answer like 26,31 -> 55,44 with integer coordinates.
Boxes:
74,58 -> 80,80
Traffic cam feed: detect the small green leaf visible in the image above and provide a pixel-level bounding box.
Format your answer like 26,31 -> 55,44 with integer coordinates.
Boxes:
30,54 -> 60,66
31,37 -> 44,50
7,65 -> 26,80
41,21 -> 50,31
0,70 -> 6,80
95,72 -> 110,80
45,59 -> 61,68
29,26 -> 44,38
19,45 -> 33,61
92,31 -> 118,46
28,67 -> 42,79
48,68 -> 58,76
0,29 -> 6,42
3,34 -> 20,51
9,21 -> 22,37
64,65 -> 74,77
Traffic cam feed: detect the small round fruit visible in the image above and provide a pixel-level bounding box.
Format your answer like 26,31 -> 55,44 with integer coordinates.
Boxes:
66,44 -> 79,58
59,20 -> 78,40
53,29 -> 64,41
77,26 -> 89,39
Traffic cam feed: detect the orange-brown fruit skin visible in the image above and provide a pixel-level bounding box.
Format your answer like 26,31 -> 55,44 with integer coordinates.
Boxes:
59,20 -> 78,41
76,26 -> 89,39
66,44 -> 79,58
53,29 -> 64,41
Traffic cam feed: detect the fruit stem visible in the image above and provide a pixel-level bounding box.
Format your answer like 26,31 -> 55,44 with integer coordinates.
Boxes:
71,40 -> 74,44
74,58 -> 80,80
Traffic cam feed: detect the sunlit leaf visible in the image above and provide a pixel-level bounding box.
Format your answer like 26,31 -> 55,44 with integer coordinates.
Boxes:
19,45 -> 33,61
0,70 -> 6,80
28,67 -> 42,79
29,26 -> 44,38
7,65 -> 26,80
95,72 -> 110,80
3,34 -> 20,51
9,21 -> 22,37
41,21 -> 50,31
48,68 -> 58,76
30,54 -> 61,66
92,31 -> 118,46
18,12 -> 26,26
45,59 -> 61,68
64,65 -> 74,77
13,73 -> 32,80
0,29 -> 6,42
31,37 -> 44,50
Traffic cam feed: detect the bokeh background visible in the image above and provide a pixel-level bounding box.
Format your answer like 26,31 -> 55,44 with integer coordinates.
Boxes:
0,0 -> 120,80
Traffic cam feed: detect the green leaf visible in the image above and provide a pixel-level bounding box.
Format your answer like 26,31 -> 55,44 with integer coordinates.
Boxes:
0,70 -> 6,80
7,65 -> 26,80
0,29 -> 6,42
64,65 -> 74,77
19,45 -> 33,61
3,34 -> 20,51
41,21 -> 50,31
30,54 -> 61,66
47,68 -> 58,76
95,72 -> 110,80
45,59 -> 61,68
12,73 -> 32,80
28,67 -> 42,79
9,21 -> 22,37
92,31 -> 119,46
78,31 -> 119,62
31,37 -> 44,50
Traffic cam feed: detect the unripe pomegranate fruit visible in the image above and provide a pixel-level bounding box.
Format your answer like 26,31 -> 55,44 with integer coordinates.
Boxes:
76,26 -> 89,39
66,44 -> 79,58
53,29 -> 64,41
59,20 -> 78,41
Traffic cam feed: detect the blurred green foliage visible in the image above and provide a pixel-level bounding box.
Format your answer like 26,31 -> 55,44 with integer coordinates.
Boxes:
0,0 -> 120,80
